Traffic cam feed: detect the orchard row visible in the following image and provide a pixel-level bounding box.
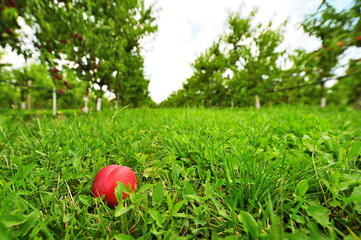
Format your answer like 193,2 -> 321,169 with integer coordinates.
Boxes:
1,0 -> 158,113
161,2 -> 361,109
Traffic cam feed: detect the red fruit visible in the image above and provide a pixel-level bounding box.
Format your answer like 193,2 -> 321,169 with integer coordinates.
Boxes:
8,0 -> 15,7
63,80 -> 68,85
337,41 -> 344,48
60,38 -> 67,44
74,33 -> 80,39
91,63 -> 99,70
91,165 -> 137,208
53,74 -> 62,80
355,35 -> 361,42
59,89 -> 65,94
47,49 -> 53,53
5,28 -> 13,35
51,68 -> 60,72
66,84 -> 72,89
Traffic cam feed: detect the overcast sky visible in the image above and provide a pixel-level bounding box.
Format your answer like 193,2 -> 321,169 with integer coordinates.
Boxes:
143,0 -> 354,103
1,0 -> 355,103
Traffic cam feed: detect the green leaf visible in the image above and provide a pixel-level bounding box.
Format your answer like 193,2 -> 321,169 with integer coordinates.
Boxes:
295,179 -> 309,197
204,179 -> 212,197
152,182 -> 164,206
302,135 -> 315,152
17,211 -> 38,237
0,222 -> 12,240
240,211 -> 259,240
78,195 -> 91,206
0,214 -> 27,228
183,181 -> 195,201
137,183 -> 154,193
115,182 -> 126,203
211,230 -> 219,240
114,204 -> 134,217
113,234 -> 135,240
350,142 -> 361,157
171,200 -> 186,216
22,163 -> 36,178
148,209 -> 165,227
73,157 -> 81,171
306,205 -> 330,227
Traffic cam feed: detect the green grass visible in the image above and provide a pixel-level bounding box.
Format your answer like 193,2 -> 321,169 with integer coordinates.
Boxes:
0,106 -> 361,239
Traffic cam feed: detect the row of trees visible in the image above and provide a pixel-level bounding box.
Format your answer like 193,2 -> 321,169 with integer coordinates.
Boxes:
160,1 -> 361,109
1,0 -> 158,113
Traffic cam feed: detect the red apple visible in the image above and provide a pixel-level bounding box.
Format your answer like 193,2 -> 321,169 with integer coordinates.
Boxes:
51,68 -> 60,72
63,80 -> 68,85
60,38 -> 67,44
53,74 -> 62,80
355,35 -> 361,42
59,89 -> 65,94
336,41 -> 344,48
8,0 -> 15,7
5,28 -> 14,35
91,165 -> 137,207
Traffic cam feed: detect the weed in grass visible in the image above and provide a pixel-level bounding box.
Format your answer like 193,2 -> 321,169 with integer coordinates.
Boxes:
0,106 -> 360,239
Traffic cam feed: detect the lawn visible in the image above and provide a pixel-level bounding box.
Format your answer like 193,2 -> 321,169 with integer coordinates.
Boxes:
0,106 -> 361,239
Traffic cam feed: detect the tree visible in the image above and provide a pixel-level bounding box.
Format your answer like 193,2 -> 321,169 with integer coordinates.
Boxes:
302,0 -> 361,107
0,0 -> 30,59
225,10 -> 286,109
25,0 -> 157,113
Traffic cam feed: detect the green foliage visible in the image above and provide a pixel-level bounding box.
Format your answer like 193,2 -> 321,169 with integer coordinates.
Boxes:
24,0 -> 157,108
162,2 -> 361,108
0,0 -> 30,58
162,9 -> 287,108
0,106 -> 361,238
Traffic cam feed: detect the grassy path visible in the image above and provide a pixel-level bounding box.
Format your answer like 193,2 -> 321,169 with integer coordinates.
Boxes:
0,106 -> 361,239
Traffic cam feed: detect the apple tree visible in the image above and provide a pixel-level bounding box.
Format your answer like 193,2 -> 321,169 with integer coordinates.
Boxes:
302,0 -> 361,107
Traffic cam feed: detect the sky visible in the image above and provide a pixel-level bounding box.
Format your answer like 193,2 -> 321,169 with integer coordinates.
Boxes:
1,0 -> 356,103
143,0 -> 354,103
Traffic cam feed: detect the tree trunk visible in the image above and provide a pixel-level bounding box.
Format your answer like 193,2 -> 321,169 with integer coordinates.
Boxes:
115,91 -> 119,109
255,94 -> 261,110
354,95 -> 361,110
96,94 -> 102,111
320,83 -> 326,108
20,89 -> 26,110
288,77 -> 295,105
52,82 -> 57,116
82,87 -> 89,113
27,80 -> 32,110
